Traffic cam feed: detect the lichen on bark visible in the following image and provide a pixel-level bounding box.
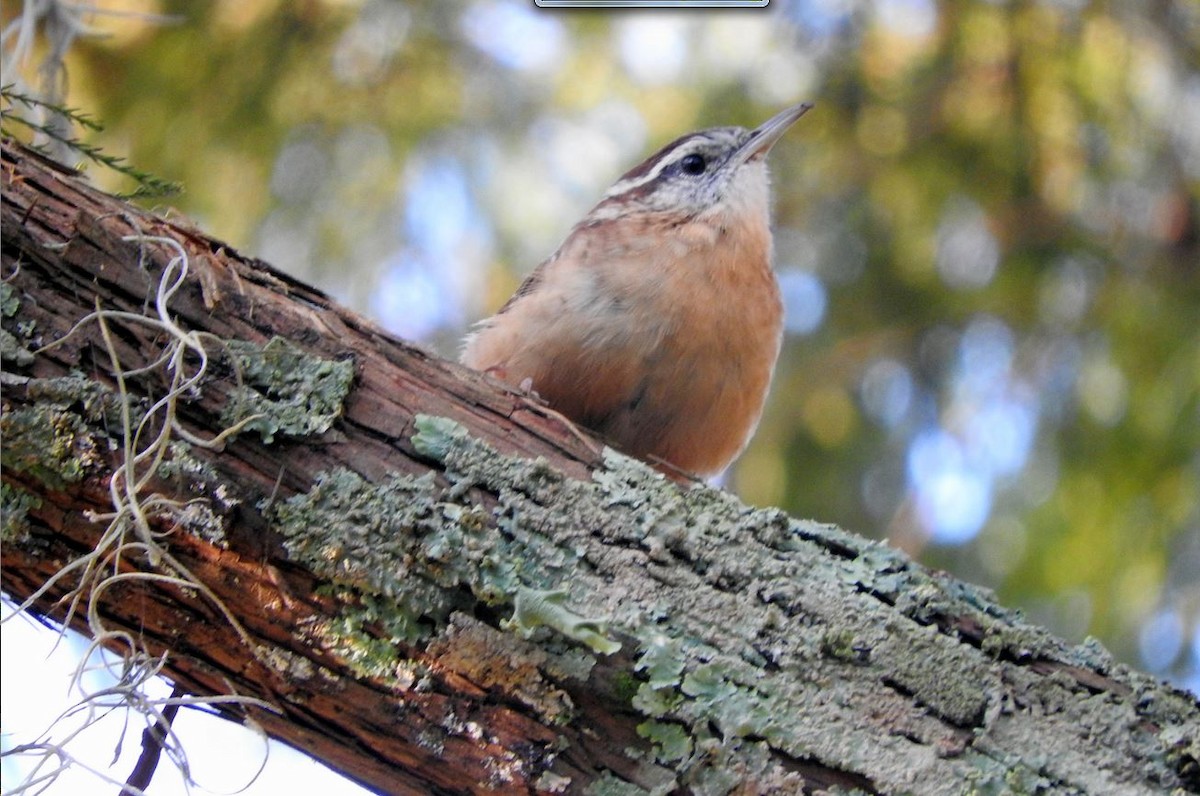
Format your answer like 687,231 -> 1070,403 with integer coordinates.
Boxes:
219,336 -> 355,443
393,414 -> 1199,794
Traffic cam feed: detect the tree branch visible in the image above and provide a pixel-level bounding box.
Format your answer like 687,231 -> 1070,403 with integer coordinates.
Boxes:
2,138 -> 1197,795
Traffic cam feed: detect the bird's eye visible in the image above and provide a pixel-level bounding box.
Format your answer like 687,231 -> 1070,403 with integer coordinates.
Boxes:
680,154 -> 707,175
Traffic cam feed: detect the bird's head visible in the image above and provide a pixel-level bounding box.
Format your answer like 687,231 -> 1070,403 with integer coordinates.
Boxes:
588,102 -> 812,225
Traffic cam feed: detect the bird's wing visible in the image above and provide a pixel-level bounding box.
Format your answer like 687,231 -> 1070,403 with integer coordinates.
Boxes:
495,258 -> 548,315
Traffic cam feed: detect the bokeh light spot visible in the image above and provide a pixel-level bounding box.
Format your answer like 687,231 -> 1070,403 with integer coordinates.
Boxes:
907,428 -> 992,543
332,0 -> 411,85
963,397 -> 1037,477
1140,608 -> 1184,673
1038,255 -> 1096,327
1077,354 -> 1129,426
935,198 -> 1000,290
976,515 -> 1029,579
857,104 -> 909,156
778,269 -> 827,335
616,17 -> 687,85
860,358 -> 913,428
803,385 -> 857,449
372,254 -> 450,340
461,0 -> 565,72
874,0 -> 938,39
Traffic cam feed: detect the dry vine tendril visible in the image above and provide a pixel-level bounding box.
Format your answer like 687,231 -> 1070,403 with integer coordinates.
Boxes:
2,233 -> 273,794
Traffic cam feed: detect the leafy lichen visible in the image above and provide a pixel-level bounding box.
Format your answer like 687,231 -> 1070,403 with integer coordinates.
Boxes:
504,587 -> 620,655
268,456 -> 620,684
154,441 -> 237,546
410,413 -> 469,462
0,405 -> 98,489
0,283 -> 35,366
0,374 -> 152,491
636,721 -> 692,765
220,337 -> 354,443
0,282 -> 19,318
0,328 -> 34,367
24,373 -> 140,427
313,589 -> 431,679
396,414 -> 1197,794
427,613 -> 579,725
1,481 -> 42,543
584,773 -> 656,796
258,412 -> 1200,791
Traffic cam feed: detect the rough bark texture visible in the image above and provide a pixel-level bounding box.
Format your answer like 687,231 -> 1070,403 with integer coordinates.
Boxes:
2,138 -> 1198,796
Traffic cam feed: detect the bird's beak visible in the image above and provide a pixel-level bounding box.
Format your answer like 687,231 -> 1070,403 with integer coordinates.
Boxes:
734,102 -> 813,165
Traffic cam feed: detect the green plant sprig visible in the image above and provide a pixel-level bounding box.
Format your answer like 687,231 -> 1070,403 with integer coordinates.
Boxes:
1,84 -> 181,200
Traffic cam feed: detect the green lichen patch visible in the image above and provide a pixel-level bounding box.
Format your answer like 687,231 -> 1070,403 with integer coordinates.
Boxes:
1,481 -> 42,543
1161,723 -> 1200,792
584,773 -> 655,796
504,587 -> 620,655
0,374 -> 146,491
155,439 -> 240,540
271,468 -> 459,609
24,373 -> 145,429
270,462 -> 609,667
220,337 -> 354,443
534,770 -> 573,794
0,328 -> 34,367
632,681 -> 681,718
837,534 -> 1066,668
407,419 -> 895,781
411,413 -> 469,463
413,413 -> 568,506
170,499 -> 229,547
961,748 -> 1082,796
1,283 -> 35,367
634,634 -> 686,690
313,589 -> 431,679
584,760 -> 680,796
636,721 -> 692,765
156,441 -> 222,491
0,404 -> 100,489
679,660 -> 787,741
0,282 -> 19,318
310,414 -> 1198,793
427,614 -> 578,725
879,622 -> 995,728
820,628 -> 870,664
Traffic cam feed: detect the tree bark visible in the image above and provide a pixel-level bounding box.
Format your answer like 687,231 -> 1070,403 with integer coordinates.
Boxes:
2,138 -> 1197,796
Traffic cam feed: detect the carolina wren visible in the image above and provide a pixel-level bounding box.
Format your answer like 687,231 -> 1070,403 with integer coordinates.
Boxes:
462,103 -> 812,476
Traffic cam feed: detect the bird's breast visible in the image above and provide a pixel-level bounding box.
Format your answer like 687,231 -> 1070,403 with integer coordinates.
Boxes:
584,217 -> 784,474
462,214 -> 784,476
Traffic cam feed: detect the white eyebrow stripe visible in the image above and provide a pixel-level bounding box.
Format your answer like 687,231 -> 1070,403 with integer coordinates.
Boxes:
601,134 -> 715,200
602,170 -> 662,200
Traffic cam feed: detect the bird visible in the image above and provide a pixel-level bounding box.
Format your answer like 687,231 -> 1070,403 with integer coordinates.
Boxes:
462,102 -> 812,477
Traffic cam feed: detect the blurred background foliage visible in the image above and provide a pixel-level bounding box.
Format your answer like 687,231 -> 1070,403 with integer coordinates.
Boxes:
3,0 -> 1197,693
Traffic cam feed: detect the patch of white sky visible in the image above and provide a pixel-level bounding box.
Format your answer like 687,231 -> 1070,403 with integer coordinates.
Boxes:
0,602 -> 373,795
